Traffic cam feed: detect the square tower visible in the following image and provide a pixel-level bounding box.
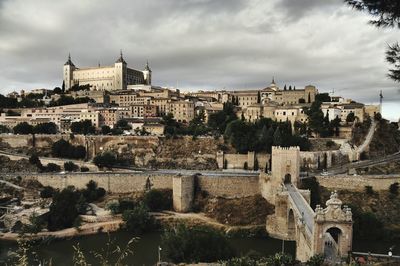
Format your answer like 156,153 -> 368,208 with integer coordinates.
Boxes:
271,146 -> 300,186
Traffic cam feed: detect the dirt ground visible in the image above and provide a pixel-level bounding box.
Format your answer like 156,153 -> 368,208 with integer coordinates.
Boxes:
200,194 -> 274,226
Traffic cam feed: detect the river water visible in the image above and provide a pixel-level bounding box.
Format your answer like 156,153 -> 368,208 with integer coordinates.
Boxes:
0,232 -> 295,265
0,232 -> 399,265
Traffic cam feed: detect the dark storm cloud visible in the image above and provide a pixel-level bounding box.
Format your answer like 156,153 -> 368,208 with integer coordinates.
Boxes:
0,0 -> 399,119
275,0 -> 340,22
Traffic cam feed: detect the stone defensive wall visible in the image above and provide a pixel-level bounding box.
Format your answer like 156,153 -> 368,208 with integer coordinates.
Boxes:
19,171 -> 260,198
217,150 -> 346,171
317,175 -> 400,191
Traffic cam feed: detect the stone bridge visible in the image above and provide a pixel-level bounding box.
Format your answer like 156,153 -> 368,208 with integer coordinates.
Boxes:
261,146 -> 353,262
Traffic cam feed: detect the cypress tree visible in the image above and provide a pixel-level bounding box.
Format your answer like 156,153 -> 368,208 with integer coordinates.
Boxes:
273,127 -> 282,146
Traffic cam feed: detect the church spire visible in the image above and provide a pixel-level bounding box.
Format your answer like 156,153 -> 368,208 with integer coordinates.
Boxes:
64,53 -> 75,66
144,60 -> 151,71
116,49 -> 126,64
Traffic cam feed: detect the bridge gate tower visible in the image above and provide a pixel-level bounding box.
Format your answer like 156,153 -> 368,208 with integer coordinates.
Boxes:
313,191 -> 353,260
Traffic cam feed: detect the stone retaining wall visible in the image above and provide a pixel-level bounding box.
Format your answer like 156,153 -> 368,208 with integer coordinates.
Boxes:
20,171 -> 260,197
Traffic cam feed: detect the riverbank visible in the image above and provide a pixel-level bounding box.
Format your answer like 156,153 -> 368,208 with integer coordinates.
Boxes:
0,211 -> 266,242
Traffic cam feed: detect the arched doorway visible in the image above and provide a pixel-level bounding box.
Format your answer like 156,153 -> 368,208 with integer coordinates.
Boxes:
324,227 -> 343,261
287,209 -> 295,235
284,174 -> 291,184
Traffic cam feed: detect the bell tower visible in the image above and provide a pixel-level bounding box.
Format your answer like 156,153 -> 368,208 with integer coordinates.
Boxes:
114,50 -> 127,90
63,53 -> 76,90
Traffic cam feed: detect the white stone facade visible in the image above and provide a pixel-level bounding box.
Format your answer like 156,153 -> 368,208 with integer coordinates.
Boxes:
63,52 -> 151,91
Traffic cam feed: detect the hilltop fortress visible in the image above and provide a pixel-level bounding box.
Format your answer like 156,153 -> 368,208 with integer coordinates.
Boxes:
63,52 -> 152,91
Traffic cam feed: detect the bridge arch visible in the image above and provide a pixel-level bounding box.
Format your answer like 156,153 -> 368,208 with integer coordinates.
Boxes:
323,226 -> 346,258
284,173 -> 291,184
287,208 -> 295,235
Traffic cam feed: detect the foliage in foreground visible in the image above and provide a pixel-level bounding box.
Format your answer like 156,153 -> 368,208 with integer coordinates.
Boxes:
161,223 -> 235,263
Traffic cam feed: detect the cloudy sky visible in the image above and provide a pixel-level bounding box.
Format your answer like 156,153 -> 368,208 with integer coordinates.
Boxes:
0,0 -> 399,120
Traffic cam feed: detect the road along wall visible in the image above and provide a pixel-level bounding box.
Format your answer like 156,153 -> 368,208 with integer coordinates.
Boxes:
317,175 -> 400,191
0,134 -> 222,169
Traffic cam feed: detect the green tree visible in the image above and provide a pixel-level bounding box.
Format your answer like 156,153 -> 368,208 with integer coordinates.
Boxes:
45,163 -> 61,172
101,125 -> 111,135
81,180 -> 106,202
71,120 -> 96,135
116,119 -> 131,130
346,112 -> 356,123
0,125 -> 10,133
64,161 -> 79,172
13,122 -> 34,134
122,204 -> 153,235
161,224 -> 235,263
29,154 -> 43,170
272,127 -> 282,146
34,122 -> 58,134
254,157 -> 259,171
143,189 -> 172,211
53,87 -> 62,94
187,109 -> 209,136
389,182 -> 399,195
306,254 -> 325,266
93,152 -> 117,169
265,252 -> 293,266
47,187 -> 80,231
208,102 -> 237,134
40,186 -> 55,198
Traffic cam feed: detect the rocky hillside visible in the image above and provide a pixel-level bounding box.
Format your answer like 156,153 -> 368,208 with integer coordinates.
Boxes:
320,188 -> 400,239
369,119 -> 400,158
0,156 -> 37,173
194,194 -> 274,226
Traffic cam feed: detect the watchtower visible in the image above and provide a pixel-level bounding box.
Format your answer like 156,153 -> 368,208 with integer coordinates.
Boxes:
271,146 -> 300,186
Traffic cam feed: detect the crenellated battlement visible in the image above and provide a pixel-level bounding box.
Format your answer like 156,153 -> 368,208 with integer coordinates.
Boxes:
272,146 -> 300,151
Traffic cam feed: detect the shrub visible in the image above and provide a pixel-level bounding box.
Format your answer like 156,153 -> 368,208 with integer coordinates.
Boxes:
40,186 -> 55,198
64,161 -> 79,172
81,180 -> 106,202
389,182 -> 399,195
93,152 -> 117,169
45,163 -> 61,172
52,139 -> 86,159
13,122 -> 34,134
29,154 -> 43,169
47,188 -> 80,231
306,254 -> 325,266
365,185 -> 374,195
326,140 -> 335,148
346,112 -> 356,123
161,224 -> 235,263
122,204 -> 153,235
80,166 -> 90,172
143,189 -> 172,211
106,200 -> 120,215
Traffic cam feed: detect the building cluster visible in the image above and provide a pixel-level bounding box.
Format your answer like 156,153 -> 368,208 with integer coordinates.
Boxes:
0,54 -> 380,135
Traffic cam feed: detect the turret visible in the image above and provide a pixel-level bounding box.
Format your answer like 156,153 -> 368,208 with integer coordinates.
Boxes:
270,76 -> 278,91
143,60 -> 152,85
63,53 -> 76,90
114,50 -> 127,90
